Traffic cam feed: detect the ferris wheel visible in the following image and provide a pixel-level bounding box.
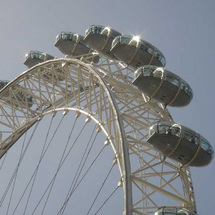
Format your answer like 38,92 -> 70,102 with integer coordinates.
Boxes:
0,25 -> 213,215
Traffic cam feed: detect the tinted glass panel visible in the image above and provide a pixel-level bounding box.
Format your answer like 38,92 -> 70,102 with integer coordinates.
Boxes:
120,35 -> 132,44
183,128 -> 199,145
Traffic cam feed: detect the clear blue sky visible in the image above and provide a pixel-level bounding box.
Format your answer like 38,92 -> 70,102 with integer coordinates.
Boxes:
0,0 -> 214,214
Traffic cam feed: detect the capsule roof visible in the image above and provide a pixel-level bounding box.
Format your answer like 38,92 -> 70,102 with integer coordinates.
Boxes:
133,65 -> 193,107
111,34 -> 166,67
148,121 -> 214,167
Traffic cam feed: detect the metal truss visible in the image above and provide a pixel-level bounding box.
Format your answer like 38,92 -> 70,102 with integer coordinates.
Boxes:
0,52 -> 196,214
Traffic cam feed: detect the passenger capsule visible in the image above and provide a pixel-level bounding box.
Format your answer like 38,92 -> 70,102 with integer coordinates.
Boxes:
148,121 -> 214,167
54,32 -> 99,63
155,207 -> 197,215
132,65 -> 193,107
24,51 -> 54,68
84,25 -> 121,59
0,80 -> 34,108
111,35 -> 166,68
23,51 -> 66,82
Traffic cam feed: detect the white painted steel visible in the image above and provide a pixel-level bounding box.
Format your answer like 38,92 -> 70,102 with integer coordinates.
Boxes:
0,53 -> 196,214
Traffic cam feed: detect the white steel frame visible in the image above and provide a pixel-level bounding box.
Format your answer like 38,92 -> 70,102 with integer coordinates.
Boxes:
0,53 -> 196,214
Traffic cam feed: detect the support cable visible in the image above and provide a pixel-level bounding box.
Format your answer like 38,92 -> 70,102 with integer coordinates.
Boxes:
59,125 -> 98,214
23,116 -> 54,215
40,116 -> 79,215
57,144 -> 106,215
87,163 -> 115,215
12,116 -> 64,215
0,120 -> 40,207
6,131 -> 27,215
0,152 -> 7,171
94,186 -> 120,215
31,119 -> 87,215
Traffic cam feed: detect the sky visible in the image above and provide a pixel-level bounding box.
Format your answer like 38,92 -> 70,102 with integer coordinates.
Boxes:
0,0 -> 214,214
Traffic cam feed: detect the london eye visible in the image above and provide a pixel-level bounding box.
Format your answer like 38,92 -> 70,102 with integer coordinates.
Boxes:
0,25 -> 213,215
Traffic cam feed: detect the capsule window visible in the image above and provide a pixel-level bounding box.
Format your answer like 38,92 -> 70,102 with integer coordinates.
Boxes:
61,33 -> 72,40
209,146 -> 214,158
181,80 -> 190,95
183,129 -> 199,145
92,26 -> 104,34
184,86 -> 189,93
120,36 -> 131,44
161,56 -> 166,66
158,124 -> 170,134
148,47 -> 153,54
31,53 -> 38,59
163,207 -> 177,214
166,73 -> 179,86
154,49 -> 162,60
143,67 -> 153,77
188,89 -> 193,98
140,44 -> 148,51
142,65 -> 157,77
111,31 -> 120,37
201,136 -> 214,157
201,137 -> 210,151
171,124 -> 181,137
181,81 -> 186,90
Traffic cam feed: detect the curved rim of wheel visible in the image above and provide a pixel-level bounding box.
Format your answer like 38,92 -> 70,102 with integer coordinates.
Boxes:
0,57 -> 196,214
0,58 -> 132,214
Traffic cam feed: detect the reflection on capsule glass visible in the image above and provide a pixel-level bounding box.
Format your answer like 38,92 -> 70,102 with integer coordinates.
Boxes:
111,35 -> 166,68
84,25 -> 121,59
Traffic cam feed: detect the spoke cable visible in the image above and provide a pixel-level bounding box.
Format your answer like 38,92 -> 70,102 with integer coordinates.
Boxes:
0,151 -> 7,171
40,117 -> 79,215
23,116 -> 54,215
0,120 -> 40,207
94,185 -> 120,215
58,144 -> 106,215
59,125 -> 98,214
6,131 -> 28,215
31,118 -> 87,214
87,163 -> 115,215
12,115 -> 64,215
